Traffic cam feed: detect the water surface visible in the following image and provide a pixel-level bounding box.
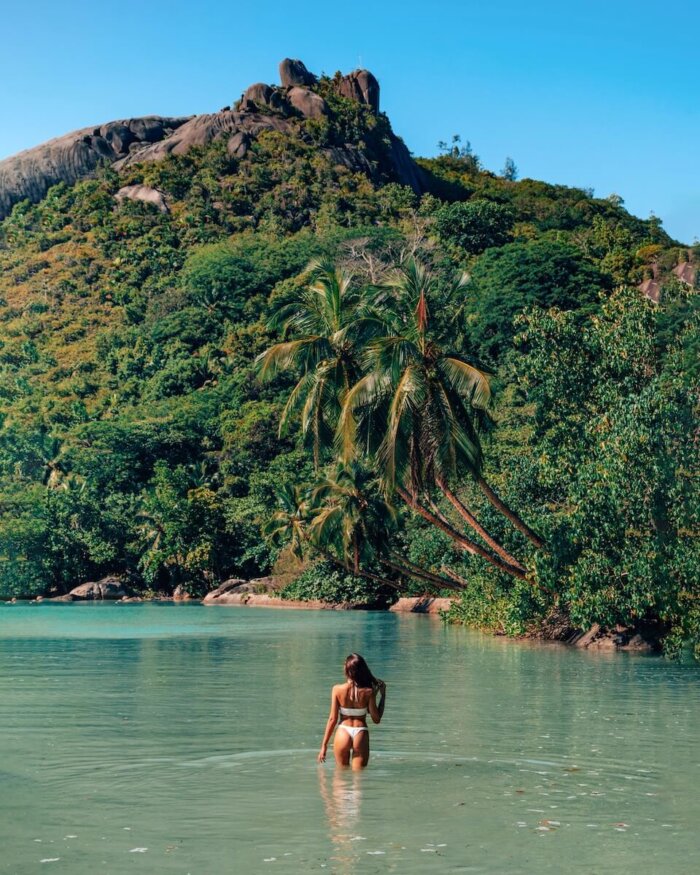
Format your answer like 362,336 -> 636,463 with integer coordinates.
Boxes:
1,603 -> 698,873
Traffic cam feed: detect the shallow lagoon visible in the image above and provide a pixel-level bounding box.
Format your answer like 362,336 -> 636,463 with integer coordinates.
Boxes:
1,603 -> 698,874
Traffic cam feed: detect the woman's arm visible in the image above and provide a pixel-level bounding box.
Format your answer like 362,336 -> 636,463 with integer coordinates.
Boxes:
318,686 -> 340,762
368,680 -> 386,724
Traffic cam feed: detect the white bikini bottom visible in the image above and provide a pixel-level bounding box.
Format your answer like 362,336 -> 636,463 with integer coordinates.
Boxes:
337,725 -> 368,740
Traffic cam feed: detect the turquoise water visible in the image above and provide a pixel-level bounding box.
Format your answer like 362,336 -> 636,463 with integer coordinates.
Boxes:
1,604 -> 698,874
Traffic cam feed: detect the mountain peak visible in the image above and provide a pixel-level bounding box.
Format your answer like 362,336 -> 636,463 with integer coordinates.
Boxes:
0,59 -> 414,221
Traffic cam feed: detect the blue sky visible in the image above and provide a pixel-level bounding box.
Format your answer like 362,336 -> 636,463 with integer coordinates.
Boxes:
2,0 -> 698,242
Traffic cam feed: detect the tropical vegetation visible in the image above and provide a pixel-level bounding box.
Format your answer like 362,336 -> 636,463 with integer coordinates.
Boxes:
0,92 -> 697,654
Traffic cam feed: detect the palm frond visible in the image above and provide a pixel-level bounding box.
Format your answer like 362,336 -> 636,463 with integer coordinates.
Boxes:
335,371 -> 391,462
440,356 -> 492,409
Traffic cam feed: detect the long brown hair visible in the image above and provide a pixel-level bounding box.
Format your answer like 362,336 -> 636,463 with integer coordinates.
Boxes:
344,653 -> 377,697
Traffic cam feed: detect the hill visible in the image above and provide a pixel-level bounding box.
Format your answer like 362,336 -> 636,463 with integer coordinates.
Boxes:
0,59 -> 697,654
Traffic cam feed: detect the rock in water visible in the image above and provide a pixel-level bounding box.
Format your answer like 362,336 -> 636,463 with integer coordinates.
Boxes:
203,579 -> 248,603
279,58 -> 317,88
68,577 -> 127,600
203,577 -> 278,605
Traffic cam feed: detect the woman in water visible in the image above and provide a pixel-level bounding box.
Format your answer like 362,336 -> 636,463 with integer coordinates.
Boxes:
317,653 -> 386,769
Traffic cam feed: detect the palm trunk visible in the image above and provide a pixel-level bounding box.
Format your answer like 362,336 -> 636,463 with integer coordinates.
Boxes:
435,477 -> 526,571
397,487 -> 527,580
476,476 -> 544,549
383,555 -> 465,592
318,547 -> 401,591
440,566 -> 470,588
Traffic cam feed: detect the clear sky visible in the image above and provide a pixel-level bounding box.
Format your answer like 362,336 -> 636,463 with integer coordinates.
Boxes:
2,0 -> 698,243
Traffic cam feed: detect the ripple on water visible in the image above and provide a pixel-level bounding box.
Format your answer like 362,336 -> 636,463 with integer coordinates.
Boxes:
1,604 -> 699,874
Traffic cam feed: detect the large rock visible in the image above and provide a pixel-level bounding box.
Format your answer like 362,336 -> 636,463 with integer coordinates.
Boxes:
113,110 -> 293,168
279,58 -> 317,88
203,577 -> 277,604
389,597 -> 454,614
227,131 -> 251,158
238,83 -> 287,112
115,184 -> 169,213
287,87 -> 328,119
336,69 -> 380,112
0,62 -> 428,216
67,576 -> 127,600
202,578 -> 247,603
0,116 -> 189,219
99,123 -> 134,154
386,133 -> 425,194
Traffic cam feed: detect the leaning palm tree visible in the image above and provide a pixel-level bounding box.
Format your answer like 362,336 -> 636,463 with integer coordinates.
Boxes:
338,259 -> 542,580
308,462 -> 466,593
255,259 -> 382,466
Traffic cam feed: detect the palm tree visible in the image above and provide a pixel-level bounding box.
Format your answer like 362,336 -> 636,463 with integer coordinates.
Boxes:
338,259 -> 541,579
262,482 -> 310,561
308,461 -> 394,575
263,470 -> 464,594
256,258 -> 382,466
308,462 -> 466,593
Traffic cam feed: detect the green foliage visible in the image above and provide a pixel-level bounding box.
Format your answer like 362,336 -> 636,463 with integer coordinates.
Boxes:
464,239 -> 608,363
0,107 -> 696,660
434,199 -> 514,255
484,286 -> 700,651
182,234 -> 318,322
281,561 -> 391,606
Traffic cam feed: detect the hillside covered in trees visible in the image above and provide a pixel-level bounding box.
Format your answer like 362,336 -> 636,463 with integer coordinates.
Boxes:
1,60 -> 697,655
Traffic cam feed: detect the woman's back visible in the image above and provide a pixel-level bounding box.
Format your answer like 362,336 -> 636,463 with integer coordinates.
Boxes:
336,682 -> 372,723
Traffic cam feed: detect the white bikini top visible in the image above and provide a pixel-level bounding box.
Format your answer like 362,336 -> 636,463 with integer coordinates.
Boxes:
339,706 -> 368,717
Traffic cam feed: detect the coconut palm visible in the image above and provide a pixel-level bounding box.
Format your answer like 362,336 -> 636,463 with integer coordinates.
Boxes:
262,482 -> 310,561
338,259 -> 540,579
308,461 -> 395,574
354,261 -> 488,482
256,258 -> 382,466
308,461 -> 466,592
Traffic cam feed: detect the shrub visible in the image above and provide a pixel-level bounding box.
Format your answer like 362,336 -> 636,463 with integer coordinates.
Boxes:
280,561 -> 392,606
434,199 -> 514,255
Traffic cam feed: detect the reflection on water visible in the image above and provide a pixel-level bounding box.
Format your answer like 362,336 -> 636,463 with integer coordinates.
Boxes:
1,603 -> 699,873
318,767 -> 364,874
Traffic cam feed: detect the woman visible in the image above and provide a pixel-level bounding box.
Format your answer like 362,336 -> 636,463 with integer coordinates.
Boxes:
317,653 -> 386,769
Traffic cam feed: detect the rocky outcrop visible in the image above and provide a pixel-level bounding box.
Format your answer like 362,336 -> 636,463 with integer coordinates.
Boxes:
389,597 -> 454,614
0,59 -> 426,219
238,82 -> 287,112
60,576 -> 127,600
566,623 -> 655,653
279,58 -> 317,88
113,110 -> 291,168
0,117 -> 189,219
115,184 -> 169,213
287,86 -> 328,119
336,70 -> 380,112
203,577 -> 277,604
